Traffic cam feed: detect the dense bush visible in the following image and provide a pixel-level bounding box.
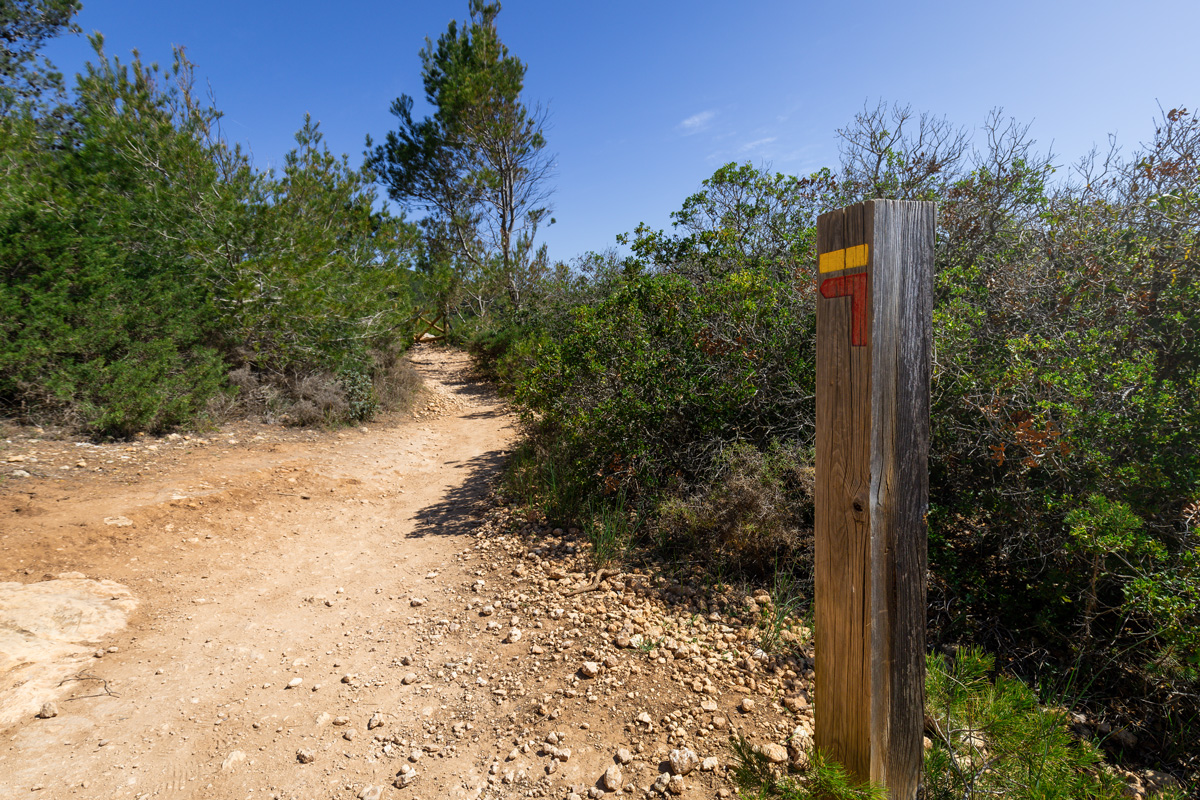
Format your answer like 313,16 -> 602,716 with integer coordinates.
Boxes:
657,440 -> 814,577
487,105 -> 1200,773
0,34 -> 421,435
922,109 -> 1200,696
516,268 -> 814,491
0,44 -> 236,435
505,165 -> 828,498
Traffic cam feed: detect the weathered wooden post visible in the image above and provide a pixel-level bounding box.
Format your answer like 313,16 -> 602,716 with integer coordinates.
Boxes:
814,200 -> 934,798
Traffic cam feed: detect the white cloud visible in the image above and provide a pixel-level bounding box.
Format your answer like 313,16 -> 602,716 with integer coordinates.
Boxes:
679,110 -> 716,134
739,136 -> 778,153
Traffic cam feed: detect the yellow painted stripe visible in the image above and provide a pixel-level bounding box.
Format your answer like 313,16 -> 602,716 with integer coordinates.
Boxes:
818,250 -> 843,273
845,243 -> 869,269
818,243 -> 869,273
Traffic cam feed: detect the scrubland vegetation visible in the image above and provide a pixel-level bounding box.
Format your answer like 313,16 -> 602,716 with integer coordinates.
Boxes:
3,0 -> 1197,792
477,105 -> 1200,789
0,35 -> 427,434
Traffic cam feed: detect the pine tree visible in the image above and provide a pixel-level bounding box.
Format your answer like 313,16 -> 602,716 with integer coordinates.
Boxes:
0,0 -> 81,110
368,0 -> 553,317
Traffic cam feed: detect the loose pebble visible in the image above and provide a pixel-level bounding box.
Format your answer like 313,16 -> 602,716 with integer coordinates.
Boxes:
668,747 -> 699,776
601,764 -> 623,792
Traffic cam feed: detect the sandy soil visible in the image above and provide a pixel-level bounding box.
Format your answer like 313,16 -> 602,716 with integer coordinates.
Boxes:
0,346 -> 817,800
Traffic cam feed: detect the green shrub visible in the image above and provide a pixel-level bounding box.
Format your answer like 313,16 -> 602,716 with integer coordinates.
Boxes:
657,439 -> 814,577
515,266 -> 815,496
922,108 -> 1200,697
0,37 -> 419,435
490,116 -> 1200,759
924,648 -> 1135,799
727,649 -> 1179,800
74,341 -> 227,437
0,46 -> 231,436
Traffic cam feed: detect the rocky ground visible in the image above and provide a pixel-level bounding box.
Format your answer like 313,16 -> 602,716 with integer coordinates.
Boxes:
0,346 -> 815,800
1,346 -> 1187,800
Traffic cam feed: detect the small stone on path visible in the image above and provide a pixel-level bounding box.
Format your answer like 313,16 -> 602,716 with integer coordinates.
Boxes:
757,743 -> 789,764
220,750 -> 246,772
601,764 -> 623,792
668,747 -> 699,776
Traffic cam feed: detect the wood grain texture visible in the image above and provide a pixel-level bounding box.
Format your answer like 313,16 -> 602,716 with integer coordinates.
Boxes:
814,200 -> 933,799
868,200 -> 933,799
815,201 -> 873,781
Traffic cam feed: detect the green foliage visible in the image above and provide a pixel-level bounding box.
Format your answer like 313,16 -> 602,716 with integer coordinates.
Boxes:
76,341 -> 227,437
498,164 -> 827,507
1,36 -> 419,435
657,439 -> 814,576
488,107 -> 1200,770
488,166 -> 824,588
923,107 -> 1200,695
369,0 -> 553,321
621,162 -> 836,283
515,264 -> 816,496
753,569 -> 812,658
222,114 -> 416,380
501,437 -> 643,565
502,438 -> 591,532
924,648 -> 1132,799
582,490 -> 640,565
0,0 -> 80,109
728,649 -> 1177,800
0,39 -> 233,435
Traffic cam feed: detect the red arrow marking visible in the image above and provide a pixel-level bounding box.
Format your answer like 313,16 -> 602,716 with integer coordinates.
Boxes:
820,273 -> 868,346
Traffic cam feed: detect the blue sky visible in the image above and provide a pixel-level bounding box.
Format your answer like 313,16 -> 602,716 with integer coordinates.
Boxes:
43,0 -> 1200,263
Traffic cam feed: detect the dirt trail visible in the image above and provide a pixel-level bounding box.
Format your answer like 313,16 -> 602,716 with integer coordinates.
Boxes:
1,347 -> 817,800
0,347 -> 521,798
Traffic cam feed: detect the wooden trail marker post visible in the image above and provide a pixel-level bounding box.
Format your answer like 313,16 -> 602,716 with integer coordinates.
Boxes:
814,200 -> 934,798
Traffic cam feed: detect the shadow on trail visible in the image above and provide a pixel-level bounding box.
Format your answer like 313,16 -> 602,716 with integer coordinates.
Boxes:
407,346 -> 496,404
408,448 -> 509,539
459,407 -> 509,420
